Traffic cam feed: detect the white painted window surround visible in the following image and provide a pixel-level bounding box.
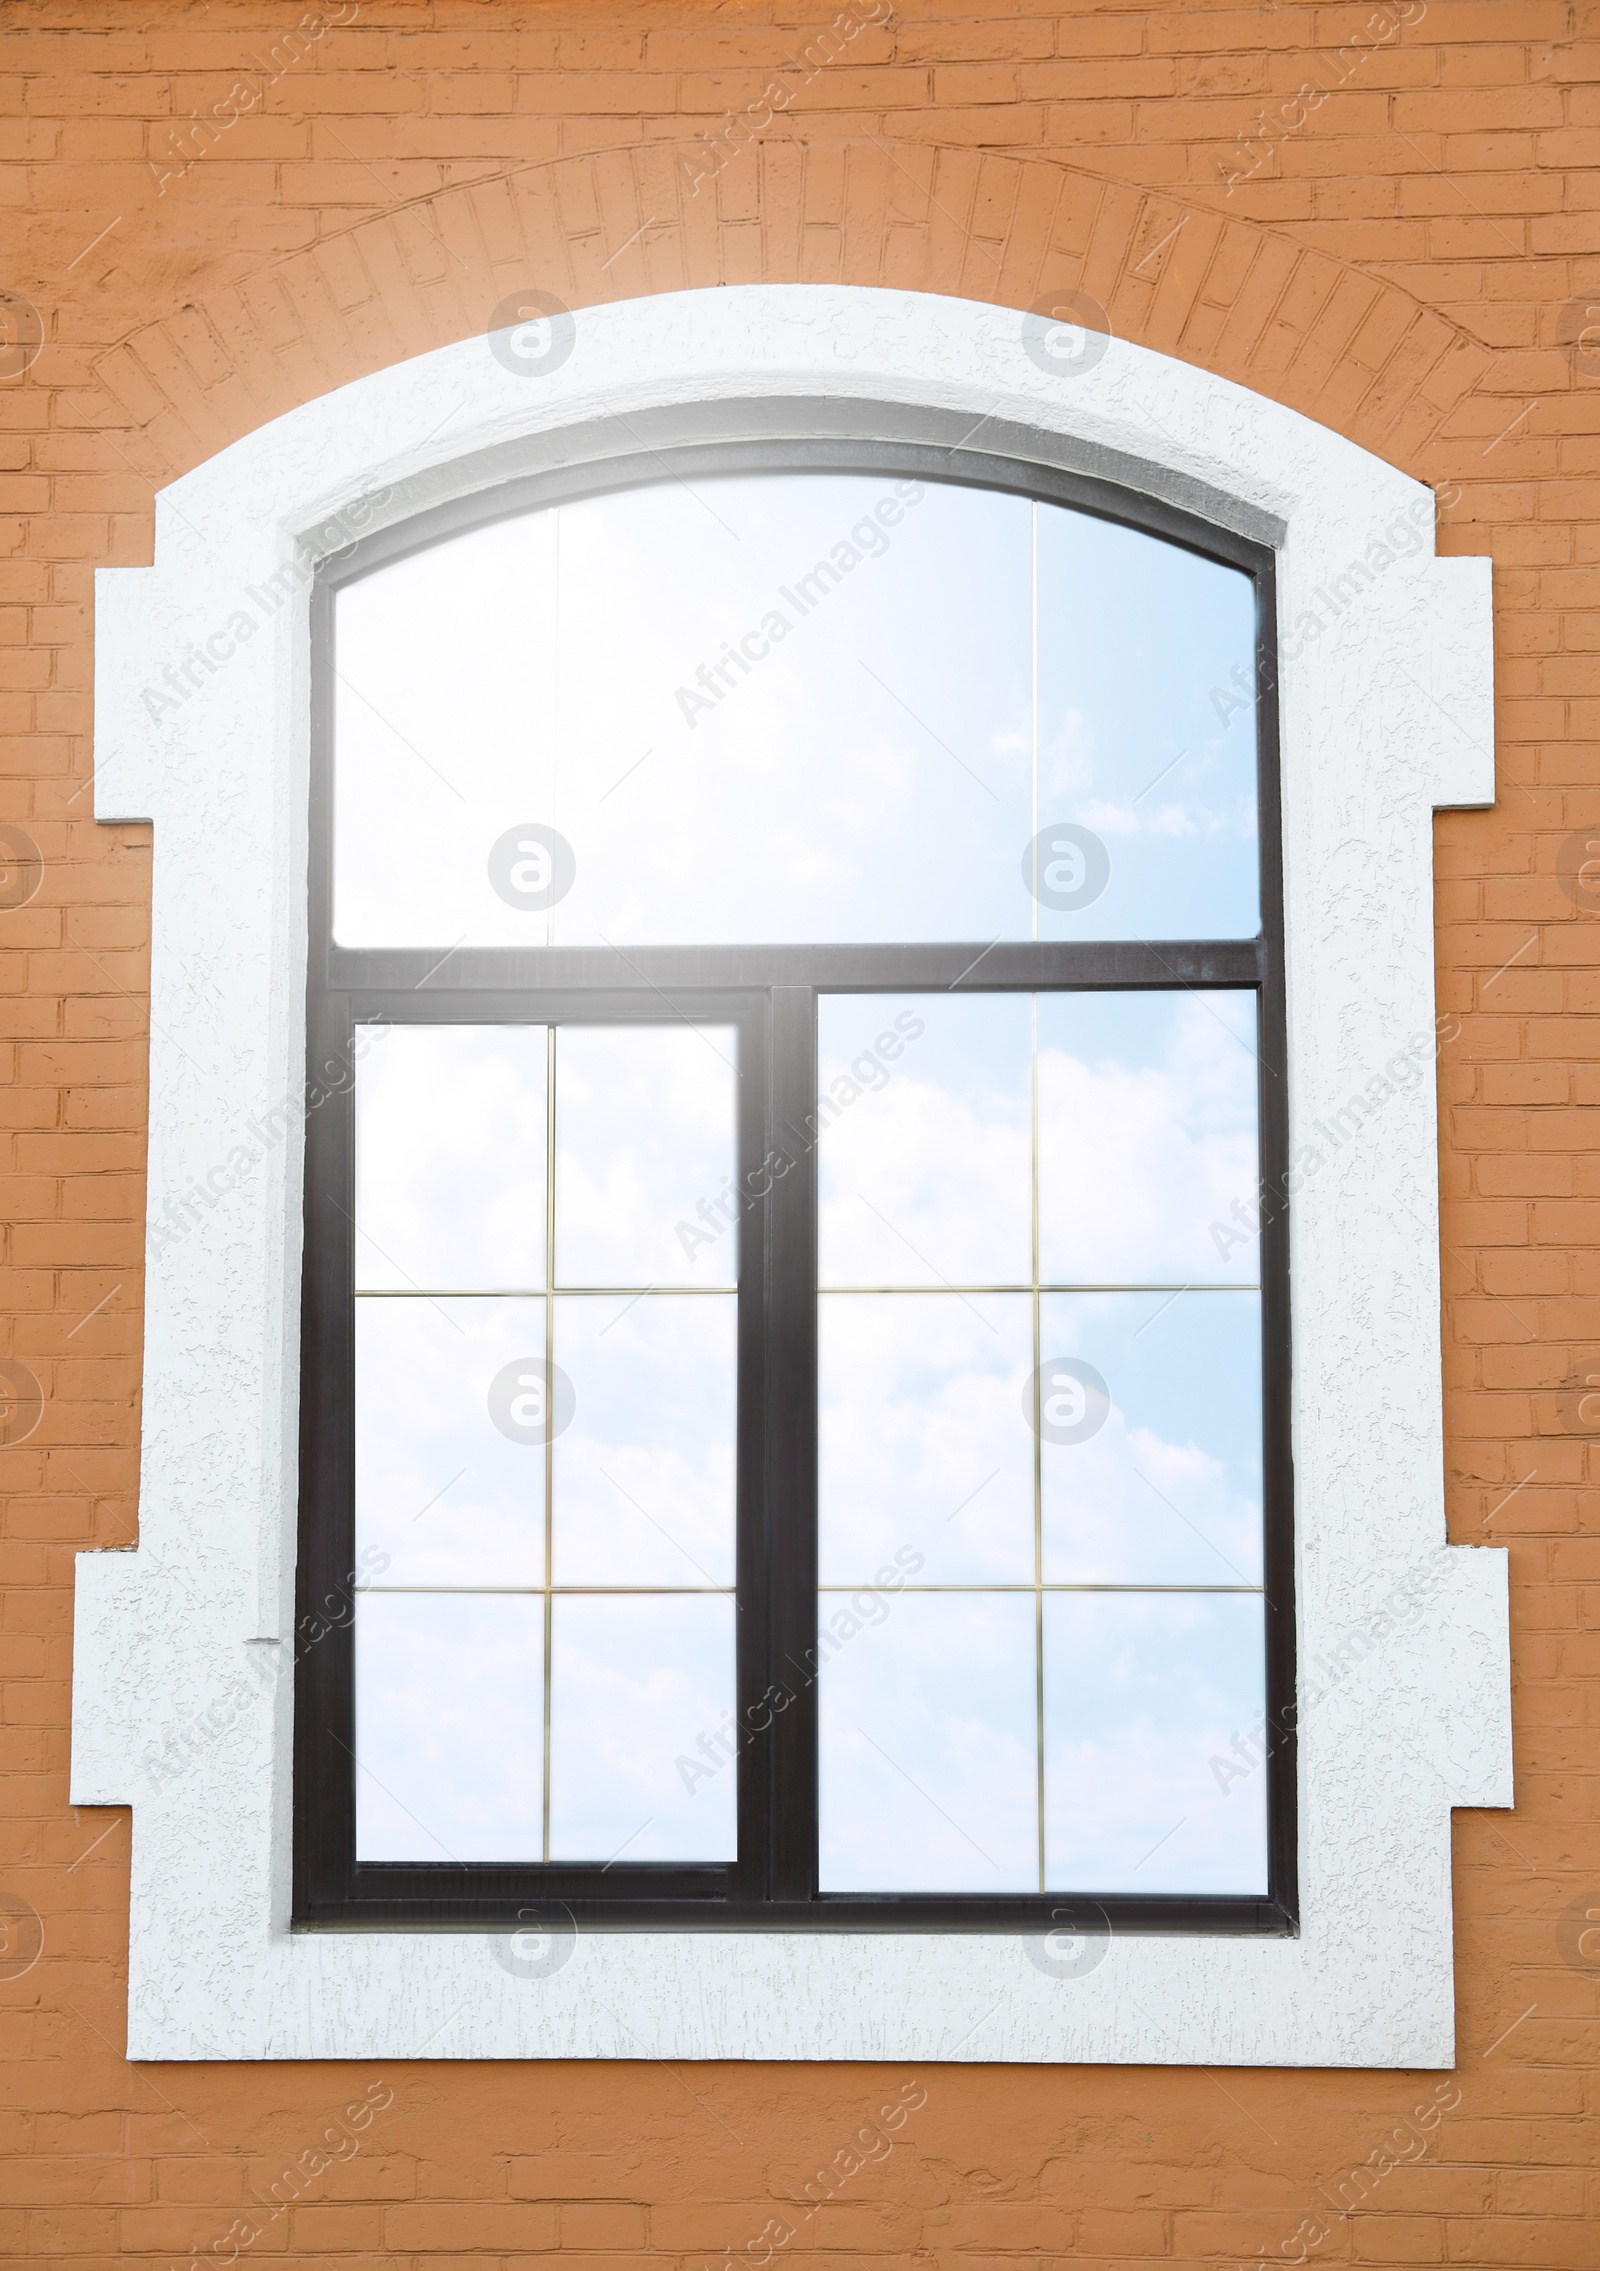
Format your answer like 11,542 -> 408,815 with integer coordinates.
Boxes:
74,283 -> 1510,2065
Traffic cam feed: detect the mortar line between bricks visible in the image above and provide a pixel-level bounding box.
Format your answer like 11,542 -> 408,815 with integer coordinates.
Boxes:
61,2001 -> 211,2147
1391,129 -> 1525,261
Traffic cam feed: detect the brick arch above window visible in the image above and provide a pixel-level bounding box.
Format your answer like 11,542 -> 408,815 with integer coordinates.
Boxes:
81,139 -> 1491,497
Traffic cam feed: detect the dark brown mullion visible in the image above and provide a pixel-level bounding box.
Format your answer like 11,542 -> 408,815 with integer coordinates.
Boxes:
342,1862 -> 730,1912
295,569 -> 357,1921
294,1012 -> 361,1915
340,984 -> 761,1031
765,986 -> 820,1903
301,1888 -> 1292,1932
327,937 -> 1265,1000
730,986 -> 773,1904
1253,550 -> 1299,1932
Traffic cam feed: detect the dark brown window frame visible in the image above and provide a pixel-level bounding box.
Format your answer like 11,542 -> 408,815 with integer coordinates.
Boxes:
294,428 -> 1296,1937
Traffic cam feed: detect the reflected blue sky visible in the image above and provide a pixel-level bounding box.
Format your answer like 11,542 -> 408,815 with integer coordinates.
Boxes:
356,1296 -> 547,1588
1040,1290 -> 1262,1585
1038,990 -> 1259,1284
548,1594 -> 737,1862
813,982 -> 1266,1892
354,1020 -> 739,1861
553,1293 -> 736,1587
355,1023 -> 548,1292
819,1591 -> 1038,1892
817,992 -> 1031,1287
1043,1592 -> 1267,1893
820,1292 -> 1033,1586
1037,504 -> 1258,942
555,1024 -> 738,1289
334,475 -> 1258,947
356,1592 -> 544,1862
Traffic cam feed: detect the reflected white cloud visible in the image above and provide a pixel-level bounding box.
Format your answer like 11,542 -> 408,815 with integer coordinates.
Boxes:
332,475 -> 1256,947
817,993 -> 1031,1287
356,1592 -> 543,1862
1037,990 -> 1260,1286
355,1297 -> 547,1587
552,475 -> 1032,946
548,1595 -> 736,1862
334,512 -> 557,948
355,1023 -> 547,1291
553,1294 -> 736,1587
1043,1593 -> 1267,1893
1039,1291 -> 1262,1585
819,1592 -> 1037,1892
1037,504 -> 1258,942
820,1292 -> 1033,1585
555,1024 -> 738,1289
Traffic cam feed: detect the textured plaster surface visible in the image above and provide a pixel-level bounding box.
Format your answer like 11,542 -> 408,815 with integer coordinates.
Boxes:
73,284 -> 1509,2063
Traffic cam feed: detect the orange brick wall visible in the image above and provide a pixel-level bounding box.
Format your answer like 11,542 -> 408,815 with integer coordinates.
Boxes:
1,1 -> 1595,2264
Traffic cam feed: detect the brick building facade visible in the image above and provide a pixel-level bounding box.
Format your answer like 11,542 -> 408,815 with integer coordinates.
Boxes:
0,2 -> 1595,2265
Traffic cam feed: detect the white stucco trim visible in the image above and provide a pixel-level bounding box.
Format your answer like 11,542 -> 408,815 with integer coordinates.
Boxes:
74,283 -> 1509,2065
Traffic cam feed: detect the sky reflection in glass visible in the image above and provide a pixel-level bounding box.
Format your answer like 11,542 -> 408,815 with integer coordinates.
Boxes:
333,476 -> 1257,946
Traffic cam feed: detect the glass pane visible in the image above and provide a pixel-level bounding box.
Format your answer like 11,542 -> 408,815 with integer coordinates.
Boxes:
817,993 -> 1031,1288
355,1593 -> 544,1861
354,1024 -> 547,1291
553,1293 -> 736,1586
550,475 -> 1032,944
1035,505 -> 1258,941
355,1297 -> 546,1587
1037,990 -> 1259,1285
1043,1593 -> 1267,1892
819,1293 -> 1033,1585
555,1024 -> 738,1289
818,1592 -> 1037,1892
547,1595 -> 737,1862
334,478 -> 1259,948
1037,1291 -> 1262,1586
334,513 -> 558,948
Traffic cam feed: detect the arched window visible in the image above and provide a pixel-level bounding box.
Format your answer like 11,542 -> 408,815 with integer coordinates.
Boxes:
298,439 -> 1292,1930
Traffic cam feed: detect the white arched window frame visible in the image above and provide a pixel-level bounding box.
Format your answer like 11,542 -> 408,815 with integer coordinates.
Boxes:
75,284 -> 1509,2064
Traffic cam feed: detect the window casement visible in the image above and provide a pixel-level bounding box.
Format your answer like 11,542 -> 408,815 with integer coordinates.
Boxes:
75,284 -> 1510,2064
296,439 -> 1295,1933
